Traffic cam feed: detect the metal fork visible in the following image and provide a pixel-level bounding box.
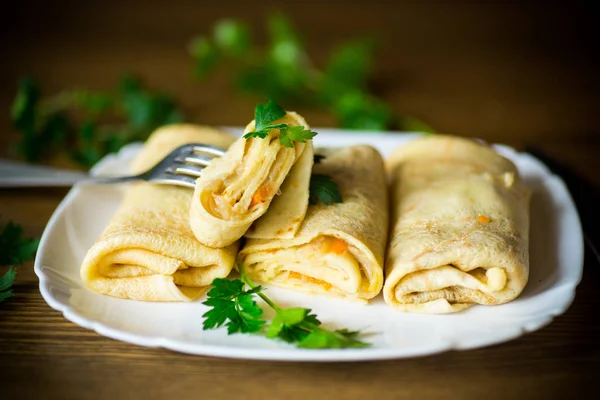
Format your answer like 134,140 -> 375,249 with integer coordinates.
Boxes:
0,144 -> 225,188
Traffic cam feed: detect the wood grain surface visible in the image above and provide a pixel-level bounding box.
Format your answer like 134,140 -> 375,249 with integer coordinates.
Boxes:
1,1 -> 599,399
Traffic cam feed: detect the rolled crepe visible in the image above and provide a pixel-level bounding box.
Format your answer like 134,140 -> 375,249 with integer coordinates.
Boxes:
383,135 -> 531,313
80,124 -> 239,301
190,112 -> 314,248
238,145 -> 388,301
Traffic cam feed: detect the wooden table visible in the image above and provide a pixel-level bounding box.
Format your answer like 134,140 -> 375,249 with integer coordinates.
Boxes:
1,1 -> 598,399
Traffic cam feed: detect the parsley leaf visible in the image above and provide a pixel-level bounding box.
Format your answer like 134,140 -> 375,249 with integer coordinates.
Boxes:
242,100 -> 286,140
298,328 -> 369,349
202,278 -> 265,334
267,308 -> 323,344
255,99 -> 286,130
279,125 -> 317,148
0,267 -> 17,303
242,130 -> 270,140
0,221 -> 40,266
0,221 -> 40,304
202,297 -> 236,329
313,154 -> 326,164
266,307 -> 310,339
202,265 -> 370,349
243,100 -> 317,148
309,174 -> 343,206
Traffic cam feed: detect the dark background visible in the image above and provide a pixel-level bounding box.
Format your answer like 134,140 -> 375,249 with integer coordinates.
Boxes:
1,1 -> 598,151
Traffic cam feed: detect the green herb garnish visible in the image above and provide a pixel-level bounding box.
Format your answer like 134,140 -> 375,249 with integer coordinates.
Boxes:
0,221 -> 40,303
309,174 -> 343,206
0,221 -> 40,266
202,278 -> 266,334
253,99 -> 286,131
202,265 -> 368,349
243,100 -> 317,148
313,154 -> 326,164
0,267 -> 17,303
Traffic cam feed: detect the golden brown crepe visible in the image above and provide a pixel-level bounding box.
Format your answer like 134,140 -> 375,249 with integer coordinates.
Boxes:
238,145 -> 388,301
190,112 -> 314,248
80,124 -> 239,301
383,135 -> 531,313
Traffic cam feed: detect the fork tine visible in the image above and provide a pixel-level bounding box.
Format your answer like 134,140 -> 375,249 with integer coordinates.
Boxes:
150,174 -> 197,188
174,165 -> 205,178
193,145 -> 226,157
173,144 -> 197,156
143,143 -> 225,189
182,155 -> 214,167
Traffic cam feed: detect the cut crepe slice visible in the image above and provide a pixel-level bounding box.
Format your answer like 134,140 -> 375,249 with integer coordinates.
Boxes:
190,112 -> 314,248
80,124 -> 239,301
383,134 -> 531,313
244,137 -> 313,240
238,145 -> 388,301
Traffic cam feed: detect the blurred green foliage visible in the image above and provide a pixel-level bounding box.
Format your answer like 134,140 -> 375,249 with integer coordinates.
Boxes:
0,220 -> 40,304
189,13 -> 435,132
10,12 -> 434,167
10,75 -> 183,166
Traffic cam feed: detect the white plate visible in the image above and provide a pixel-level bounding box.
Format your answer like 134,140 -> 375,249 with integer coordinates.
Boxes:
34,129 -> 584,362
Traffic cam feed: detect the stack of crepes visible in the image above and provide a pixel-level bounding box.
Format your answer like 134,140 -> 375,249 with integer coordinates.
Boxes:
80,109 -> 531,312
189,111 -> 388,301
237,145 -> 388,301
383,135 -> 531,313
80,125 -> 239,301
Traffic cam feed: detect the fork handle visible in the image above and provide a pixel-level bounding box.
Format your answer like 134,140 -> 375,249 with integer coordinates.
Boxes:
0,160 -> 89,187
0,160 -> 141,188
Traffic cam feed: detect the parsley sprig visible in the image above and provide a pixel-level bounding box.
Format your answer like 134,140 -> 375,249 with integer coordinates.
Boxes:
309,174 -> 343,206
313,154 -> 326,164
202,265 -> 369,349
243,101 -> 341,205
202,279 -> 266,334
0,221 -> 40,303
243,100 -> 317,148
0,267 -> 17,303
